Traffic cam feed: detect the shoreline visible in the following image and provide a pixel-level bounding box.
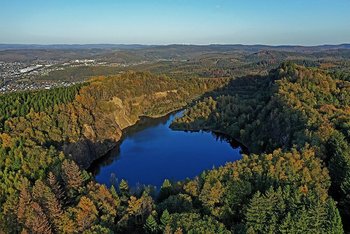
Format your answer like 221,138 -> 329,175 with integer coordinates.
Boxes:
170,125 -> 249,153
86,107 -> 184,171
88,108 -> 249,174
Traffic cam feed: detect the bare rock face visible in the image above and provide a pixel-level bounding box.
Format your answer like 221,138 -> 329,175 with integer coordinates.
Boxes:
63,98 -> 131,169
63,139 -> 118,169
63,91 -> 185,169
62,98 -> 136,169
82,124 -> 97,140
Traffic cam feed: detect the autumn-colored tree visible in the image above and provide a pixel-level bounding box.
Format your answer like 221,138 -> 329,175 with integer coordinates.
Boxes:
87,182 -> 119,226
183,178 -> 200,197
47,171 -> 65,202
19,201 -> 53,234
61,159 -> 83,192
126,193 -> 154,226
174,227 -> 183,234
2,63 -> 350,232
75,196 -> 98,232
199,176 -> 224,215
17,179 -> 32,224
32,180 -> 63,231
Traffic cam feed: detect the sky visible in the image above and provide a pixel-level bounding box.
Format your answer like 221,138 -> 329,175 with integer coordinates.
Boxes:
0,0 -> 349,45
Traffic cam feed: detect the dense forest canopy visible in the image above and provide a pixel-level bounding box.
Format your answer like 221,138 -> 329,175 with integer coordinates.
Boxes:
172,62 -> 350,232
0,63 -> 349,233
0,85 -> 83,130
0,72 -> 227,233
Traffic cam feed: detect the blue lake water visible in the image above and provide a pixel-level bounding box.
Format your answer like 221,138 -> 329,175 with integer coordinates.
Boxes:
91,111 -> 243,188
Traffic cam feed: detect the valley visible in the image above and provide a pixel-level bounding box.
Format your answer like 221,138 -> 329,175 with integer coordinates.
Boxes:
0,46 -> 350,233
2,0 -> 350,232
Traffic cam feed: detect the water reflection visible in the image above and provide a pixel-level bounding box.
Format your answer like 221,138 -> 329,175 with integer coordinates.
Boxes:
90,111 -> 245,189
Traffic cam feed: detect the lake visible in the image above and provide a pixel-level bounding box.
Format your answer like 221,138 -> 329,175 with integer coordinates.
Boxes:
91,111 -> 244,188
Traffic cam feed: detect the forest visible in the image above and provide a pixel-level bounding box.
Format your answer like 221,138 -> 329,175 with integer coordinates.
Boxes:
0,72 -> 228,233
0,63 -> 349,233
172,62 -> 350,232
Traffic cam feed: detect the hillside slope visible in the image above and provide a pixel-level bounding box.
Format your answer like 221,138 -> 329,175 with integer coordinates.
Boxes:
0,72 -> 227,233
172,62 -> 350,231
0,65 -> 348,233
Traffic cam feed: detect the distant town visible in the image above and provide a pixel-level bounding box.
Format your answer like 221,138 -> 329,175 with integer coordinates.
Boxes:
0,59 -> 102,93
0,52 -> 176,94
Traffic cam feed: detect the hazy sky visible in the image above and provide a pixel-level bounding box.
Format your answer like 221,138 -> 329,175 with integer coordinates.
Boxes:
1,0 -> 349,45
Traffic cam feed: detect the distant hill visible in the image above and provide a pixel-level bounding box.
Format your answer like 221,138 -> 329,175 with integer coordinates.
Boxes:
0,44 -> 153,51
1,43 -> 349,52
1,43 -> 349,64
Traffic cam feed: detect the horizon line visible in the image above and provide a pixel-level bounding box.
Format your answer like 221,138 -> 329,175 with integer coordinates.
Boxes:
0,43 -> 350,48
